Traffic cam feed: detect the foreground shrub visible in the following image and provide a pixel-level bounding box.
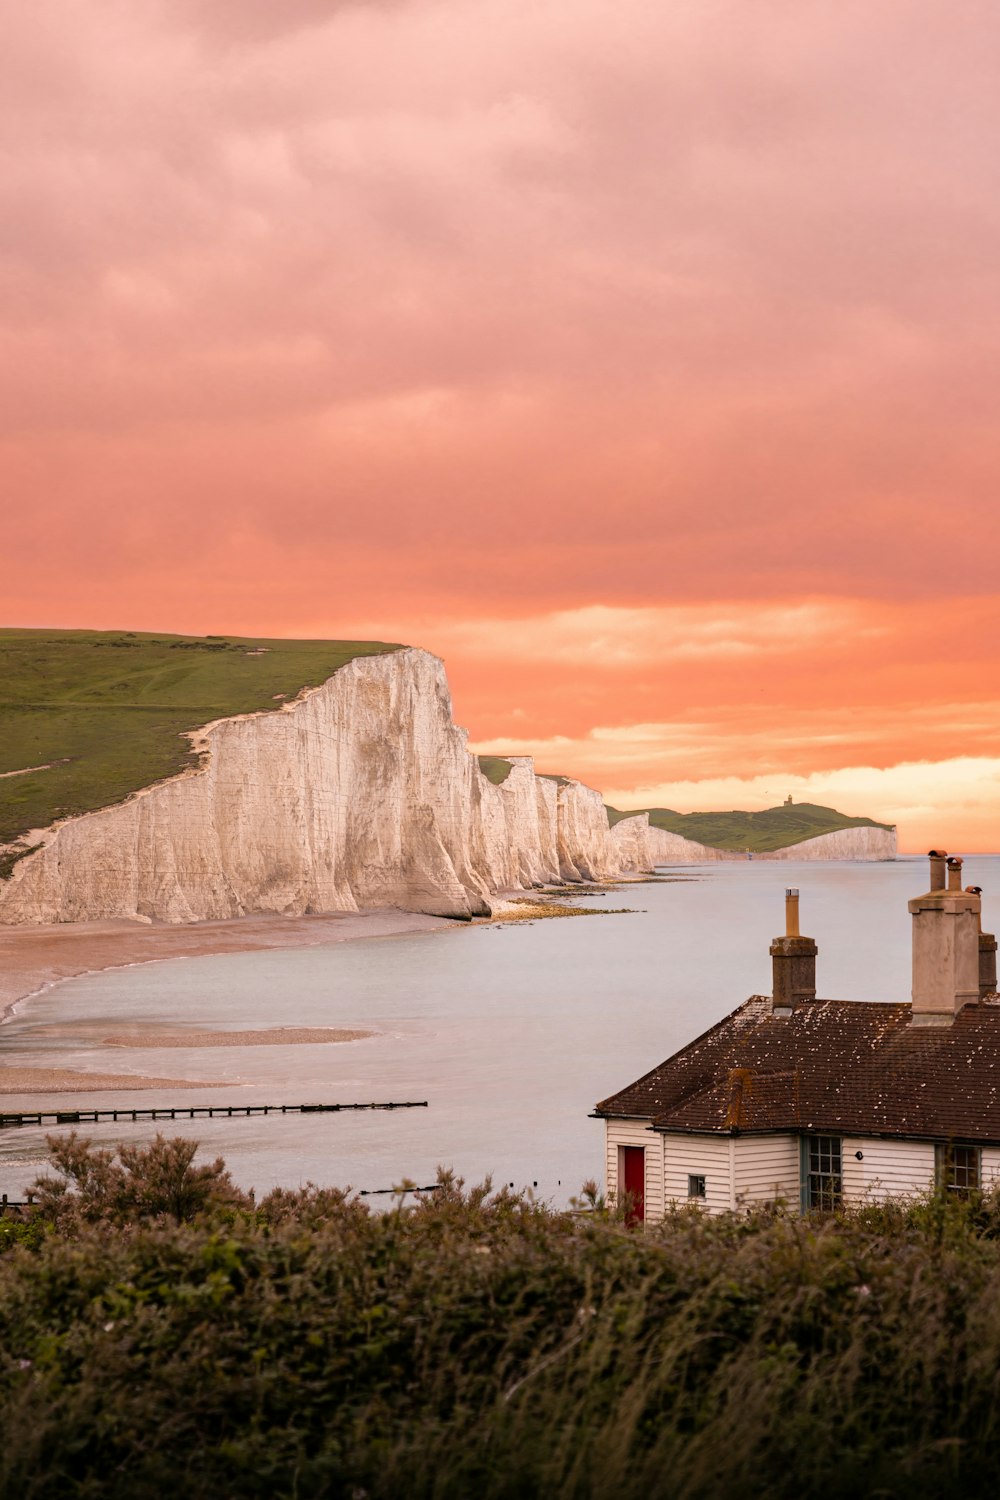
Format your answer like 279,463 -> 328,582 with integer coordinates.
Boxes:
3,1142 -> 1000,1497
27,1132 -> 250,1228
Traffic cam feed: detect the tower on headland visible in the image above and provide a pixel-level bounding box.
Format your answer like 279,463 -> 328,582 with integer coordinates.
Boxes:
784,795 -> 794,806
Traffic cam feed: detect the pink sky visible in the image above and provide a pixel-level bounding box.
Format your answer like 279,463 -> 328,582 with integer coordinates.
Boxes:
4,1 -> 1000,849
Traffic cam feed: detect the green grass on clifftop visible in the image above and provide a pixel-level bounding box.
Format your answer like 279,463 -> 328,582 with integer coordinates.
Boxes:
606,800 -> 894,853
0,629 -> 403,868
477,755 -> 514,785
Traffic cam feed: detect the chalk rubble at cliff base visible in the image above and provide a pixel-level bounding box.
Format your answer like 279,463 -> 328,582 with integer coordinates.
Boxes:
0,649 -> 897,927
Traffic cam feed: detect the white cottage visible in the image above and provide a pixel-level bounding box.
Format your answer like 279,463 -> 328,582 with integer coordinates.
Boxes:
594,852 -> 1000,1218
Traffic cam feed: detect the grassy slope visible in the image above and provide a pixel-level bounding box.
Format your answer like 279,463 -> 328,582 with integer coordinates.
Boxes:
605,800 -> 894,853
477,755 -> 513,786
0,629 -> 402,859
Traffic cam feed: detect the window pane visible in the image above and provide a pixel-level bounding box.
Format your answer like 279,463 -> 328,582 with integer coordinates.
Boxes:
938,1143 -> 981,1195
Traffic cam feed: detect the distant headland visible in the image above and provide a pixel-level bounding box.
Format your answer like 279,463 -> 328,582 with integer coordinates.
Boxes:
606,800 -> 896,856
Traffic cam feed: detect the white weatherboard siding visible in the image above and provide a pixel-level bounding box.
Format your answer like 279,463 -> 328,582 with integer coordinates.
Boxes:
663,1135 -> 734,1214
734,1136 -> 800,1208
606,1126 -> 969,1219
841,1138 -> 935,1200
605,1119 -> 665,1222
982,1148 -> 1000,1186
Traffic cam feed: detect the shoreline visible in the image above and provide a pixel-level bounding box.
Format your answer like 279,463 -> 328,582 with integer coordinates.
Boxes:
0,883 -> 659,1097
0,908 -> 455,1025
0,880 -> 663,1024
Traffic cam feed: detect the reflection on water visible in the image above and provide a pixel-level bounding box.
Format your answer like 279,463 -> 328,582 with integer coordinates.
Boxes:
2,858 -> 997,1203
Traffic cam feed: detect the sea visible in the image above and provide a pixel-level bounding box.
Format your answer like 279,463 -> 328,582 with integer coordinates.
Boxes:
1,856 -> 997,1205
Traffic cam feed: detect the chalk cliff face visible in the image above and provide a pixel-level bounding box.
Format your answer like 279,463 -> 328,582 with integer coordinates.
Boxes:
0,649 -> 663,926
752,826 -> 897,861
0,650 -> 897,927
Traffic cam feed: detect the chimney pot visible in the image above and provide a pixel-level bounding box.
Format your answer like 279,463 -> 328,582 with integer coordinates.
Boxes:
785,888 -> 800,937
980,929 -> 998,998
947,857 -> 964,892
928,850 -> 948,890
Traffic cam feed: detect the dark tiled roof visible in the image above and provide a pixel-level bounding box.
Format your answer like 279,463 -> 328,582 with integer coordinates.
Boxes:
594,997 -> 1000,1143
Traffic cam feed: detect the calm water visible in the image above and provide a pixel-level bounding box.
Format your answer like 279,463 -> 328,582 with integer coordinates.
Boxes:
2,857 -> 997,1203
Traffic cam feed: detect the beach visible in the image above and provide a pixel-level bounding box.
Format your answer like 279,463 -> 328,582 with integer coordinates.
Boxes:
0,909 -> 452,1093
0,890 -> 649,1095
0,908 -> 454,1020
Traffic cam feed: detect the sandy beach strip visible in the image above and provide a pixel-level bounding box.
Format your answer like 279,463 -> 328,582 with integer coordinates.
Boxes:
0,908 -> 454,1020
0,1068 -> 223,1095
101,1026 -> 374,1048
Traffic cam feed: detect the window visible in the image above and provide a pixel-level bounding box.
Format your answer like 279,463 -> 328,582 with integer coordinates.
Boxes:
688,1174 -> 706,1200
936,1143 -> 981,1196
803,1135 -> 842,1211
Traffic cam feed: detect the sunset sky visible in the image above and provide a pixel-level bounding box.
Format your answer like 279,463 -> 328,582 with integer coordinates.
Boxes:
5,1 -> 1000,851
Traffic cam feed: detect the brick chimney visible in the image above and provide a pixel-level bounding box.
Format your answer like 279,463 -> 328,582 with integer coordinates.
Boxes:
770,888 -> 817,1013
966,886 -> 998,998
909,851 -> 981,1025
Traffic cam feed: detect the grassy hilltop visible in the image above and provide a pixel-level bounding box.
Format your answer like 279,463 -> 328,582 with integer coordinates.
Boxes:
606,800 -> 894,853
0,629 -> 402,871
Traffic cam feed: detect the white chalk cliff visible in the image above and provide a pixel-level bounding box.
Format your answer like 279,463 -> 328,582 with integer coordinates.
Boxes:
0,650 -> 654,925
0,649 -> 895,927
613,821 -> 897,863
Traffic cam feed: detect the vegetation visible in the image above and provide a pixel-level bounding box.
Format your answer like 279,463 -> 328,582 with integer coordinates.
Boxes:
478,754 -> 514,785
606,800 -> 894,853
3,1135 -> 1000,1496
0,629 -> 402,867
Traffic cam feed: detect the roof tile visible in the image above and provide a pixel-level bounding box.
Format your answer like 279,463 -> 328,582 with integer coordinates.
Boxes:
595,996 -> 1000,1142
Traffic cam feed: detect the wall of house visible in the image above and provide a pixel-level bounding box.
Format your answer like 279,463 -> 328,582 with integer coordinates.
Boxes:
608,1131 -> 802,1219
663,1134 -> 735,1215
979,1148 -> 1000,1186
841,1137 -> 935,1200
604,1118 -> 665,1223
606,1127 -> 984,1219
733,1135 -> 800,1208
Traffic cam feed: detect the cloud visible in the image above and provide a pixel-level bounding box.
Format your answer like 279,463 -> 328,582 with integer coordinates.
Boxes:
334,599 -> 881,666
4,0 -> 1000,608
168,0 -> 409,47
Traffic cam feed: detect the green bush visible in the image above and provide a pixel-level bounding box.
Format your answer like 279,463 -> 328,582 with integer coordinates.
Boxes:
27,1131 -> 250,1229
3,1139 -> 1000,1498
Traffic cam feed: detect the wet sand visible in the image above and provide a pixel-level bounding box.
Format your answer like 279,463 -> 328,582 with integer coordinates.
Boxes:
0,908 -> 454,1022
0,895 -> 646,1095
101,1026 -> 374,1048
488,897 -> 639,922
0,1068 -> 222,1095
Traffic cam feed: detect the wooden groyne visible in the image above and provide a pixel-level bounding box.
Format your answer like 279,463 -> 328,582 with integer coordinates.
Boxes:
0,1099 -> 428,1129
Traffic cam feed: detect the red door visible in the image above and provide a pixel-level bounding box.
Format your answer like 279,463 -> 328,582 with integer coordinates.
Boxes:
621,1146 -> 645,1223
